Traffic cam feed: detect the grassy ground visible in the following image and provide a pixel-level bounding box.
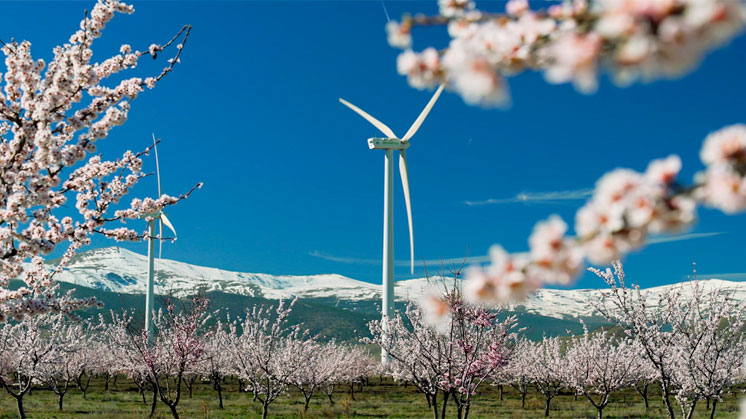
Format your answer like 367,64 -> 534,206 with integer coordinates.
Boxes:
0,377 -> 742,418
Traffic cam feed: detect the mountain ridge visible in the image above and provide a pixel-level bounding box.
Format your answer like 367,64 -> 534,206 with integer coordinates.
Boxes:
50,247 -> 746,324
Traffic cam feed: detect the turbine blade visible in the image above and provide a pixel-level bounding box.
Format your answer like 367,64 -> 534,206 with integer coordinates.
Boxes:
402,84 -> 445,142
159,219 -> 163,259
152,134 -> 162,198
339,98 -> 397,139
399,150 -> 414,274
161,213 -> 177,238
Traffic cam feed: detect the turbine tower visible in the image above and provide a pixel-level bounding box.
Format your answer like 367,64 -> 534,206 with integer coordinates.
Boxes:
145,135 -> 177,339
339,84 -> 444,362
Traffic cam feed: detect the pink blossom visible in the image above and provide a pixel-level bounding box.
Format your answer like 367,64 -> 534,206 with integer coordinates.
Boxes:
646,155 -> 681,185
544,32 -> 602,93
386,21 -> 412,49
528,216 -> 583,285
464,246 -> 538,305
397,48 -> 443,90
438,0 -> 476,18
506,0 -> 530,16
700,124 -> 746,166
698,164 -> 746,213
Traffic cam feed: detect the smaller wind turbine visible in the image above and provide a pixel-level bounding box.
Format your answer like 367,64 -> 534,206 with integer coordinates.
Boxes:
339,84 -> 444,363
144,135 -> 177,338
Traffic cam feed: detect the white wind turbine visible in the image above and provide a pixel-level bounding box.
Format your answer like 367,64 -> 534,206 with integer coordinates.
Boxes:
144,135 -> 178,339
339,84 -> 444,362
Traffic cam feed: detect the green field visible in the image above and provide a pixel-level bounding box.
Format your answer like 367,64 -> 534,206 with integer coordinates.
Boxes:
0,377 -> 741,418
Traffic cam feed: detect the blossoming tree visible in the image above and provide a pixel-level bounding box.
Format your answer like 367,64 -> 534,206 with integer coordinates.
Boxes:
36,318 -> 100,410
497,338 -> 533,409
134,295 -> 211,419
223,298 -> 311,419
524,336 -> 567,417
591,261 -> 746,419
0,0 -> 198,321
565,326 -> 638,419
0,313 -> 71,418
365,276 -> 517,419
100,309 -> 157,410
197,319 -> 232,410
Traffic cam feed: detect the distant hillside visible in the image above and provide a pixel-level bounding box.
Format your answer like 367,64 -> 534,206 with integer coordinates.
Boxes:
32,246 -> 746,342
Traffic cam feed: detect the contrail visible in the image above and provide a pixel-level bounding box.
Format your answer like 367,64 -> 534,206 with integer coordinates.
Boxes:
381,0 -> 391,23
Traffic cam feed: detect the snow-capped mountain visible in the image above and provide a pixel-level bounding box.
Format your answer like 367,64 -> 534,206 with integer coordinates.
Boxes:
52,247 -> 746,322
54,247 -> 383,300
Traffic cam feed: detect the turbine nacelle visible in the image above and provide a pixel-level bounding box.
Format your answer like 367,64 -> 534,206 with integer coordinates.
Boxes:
367,137 -> 411,150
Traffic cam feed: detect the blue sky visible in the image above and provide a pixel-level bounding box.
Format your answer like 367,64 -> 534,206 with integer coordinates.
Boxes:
2,1 -> 745,289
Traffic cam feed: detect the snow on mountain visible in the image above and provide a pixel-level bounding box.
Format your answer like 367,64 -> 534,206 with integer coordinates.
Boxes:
512,278 -> 746,320
53,247 -> 379,300
51,247 -> 746,321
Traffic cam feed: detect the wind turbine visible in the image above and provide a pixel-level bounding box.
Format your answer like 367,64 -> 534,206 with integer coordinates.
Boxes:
339,84 -> 444,362
144,135 -> 178,339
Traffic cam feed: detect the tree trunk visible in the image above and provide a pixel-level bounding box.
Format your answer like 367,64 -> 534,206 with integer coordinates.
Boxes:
168,403 -> 180,419
597,406 -> 604,419
58,392 -> 65,411
685,400 -> 698,419
635,383 -> 649,411
544,395 -> 552,417
16,395 -> 26,419
262,402 -> 269,419
150,387 -> 158,417
76,373 -> 91,399
216,380 -> 224,410
521,391 -> 527,409
325,384 -> 336,405
710,399 -> 718,419
463,401 -> 471,419
440,390 -> 450,419
431,393 -> 439,419
76,372 -> 90,399
661,381 -> 676,419
499,385 -> 503,401
303,394 -> 312,412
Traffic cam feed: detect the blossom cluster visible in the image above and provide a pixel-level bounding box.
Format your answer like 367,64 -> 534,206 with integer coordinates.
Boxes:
0,0 -> 195,320
388,0 -> 746,106
460,123 -> 746,307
